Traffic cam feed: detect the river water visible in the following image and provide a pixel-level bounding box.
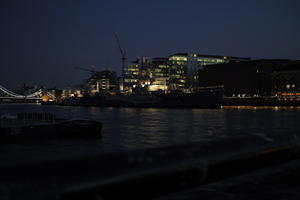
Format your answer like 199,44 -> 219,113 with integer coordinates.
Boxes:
1,104 -> 300,166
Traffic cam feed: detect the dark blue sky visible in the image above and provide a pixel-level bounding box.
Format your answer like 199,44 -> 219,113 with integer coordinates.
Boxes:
1,0 -> 299,88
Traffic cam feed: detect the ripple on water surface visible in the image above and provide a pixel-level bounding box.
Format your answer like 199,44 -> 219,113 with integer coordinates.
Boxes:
1,104 -> 300,165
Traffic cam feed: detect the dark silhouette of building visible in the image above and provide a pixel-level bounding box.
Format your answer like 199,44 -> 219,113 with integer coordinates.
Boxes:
273,61 -> 300,94
198,59 -> 291,96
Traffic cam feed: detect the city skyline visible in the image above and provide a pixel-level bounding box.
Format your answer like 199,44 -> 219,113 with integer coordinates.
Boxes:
1,0 -> 300,88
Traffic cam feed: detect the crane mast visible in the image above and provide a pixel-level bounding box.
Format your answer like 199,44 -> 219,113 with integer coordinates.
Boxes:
114,33 -> 127,77
74,66 -> 97,74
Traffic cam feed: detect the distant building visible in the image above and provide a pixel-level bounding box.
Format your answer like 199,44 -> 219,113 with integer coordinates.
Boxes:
137,56 -> 152,87
123,57 -> 152,91
46,88 -> 62,99
198,59 -> 291,97
148,57 -> 169,92
62,88 -> 73,98
86,70 -> 118,95
168,53 -> 230,91
272,61 -> 300,95
168,53 -> 188,91
124,61 -> 140,89
122,53 -> 253,93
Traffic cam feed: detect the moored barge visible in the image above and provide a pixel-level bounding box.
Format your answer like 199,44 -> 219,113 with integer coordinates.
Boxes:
59,86 -> 224,108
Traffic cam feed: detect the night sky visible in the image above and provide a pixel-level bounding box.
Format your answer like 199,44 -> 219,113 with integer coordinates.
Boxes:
1,0 -> 299,89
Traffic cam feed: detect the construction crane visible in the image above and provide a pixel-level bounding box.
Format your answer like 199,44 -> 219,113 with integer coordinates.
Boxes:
74,65 -> 97,74
114,32 -> 127,77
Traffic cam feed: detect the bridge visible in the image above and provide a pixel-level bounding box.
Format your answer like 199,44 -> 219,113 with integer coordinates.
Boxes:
0,85 -> 55,102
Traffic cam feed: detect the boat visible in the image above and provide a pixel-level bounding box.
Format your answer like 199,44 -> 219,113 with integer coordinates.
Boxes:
103,86 -> 224,108
58,86 -> 224,108
0,112 -> 102,141
105,94 -> 161,107
159,87 -> 224,108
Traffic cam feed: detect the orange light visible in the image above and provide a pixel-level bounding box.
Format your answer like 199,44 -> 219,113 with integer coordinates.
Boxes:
42,95 -> 50,102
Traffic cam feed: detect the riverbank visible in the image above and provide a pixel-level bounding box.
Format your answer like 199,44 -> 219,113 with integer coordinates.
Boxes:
223,96 -> 300,106
157,159 -> 300,200
53,96 -> 300,108
55,92 -> 223,108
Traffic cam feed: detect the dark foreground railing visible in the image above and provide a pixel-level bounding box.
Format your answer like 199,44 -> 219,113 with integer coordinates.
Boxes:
1,132 -> 300,200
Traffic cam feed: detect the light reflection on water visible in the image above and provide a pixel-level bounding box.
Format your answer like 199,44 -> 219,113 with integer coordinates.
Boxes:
1,104 -> 300,165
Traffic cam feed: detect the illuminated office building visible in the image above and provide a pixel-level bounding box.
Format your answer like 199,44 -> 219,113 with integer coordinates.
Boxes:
123,53 -> 247,93
148,57 -> 169,92
168,54 -> 188,91
138,56 -> 152,87
124,57 -> 151,90
124,61 -> 140,89
86,70 -> 117,95
168,53 -> 228,91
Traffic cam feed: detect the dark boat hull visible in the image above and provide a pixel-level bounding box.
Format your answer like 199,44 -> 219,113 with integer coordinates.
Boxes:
118,88 -> 223,108
61,88 -> 224,108
0,118 -> 102,141
159,90 -> 223,108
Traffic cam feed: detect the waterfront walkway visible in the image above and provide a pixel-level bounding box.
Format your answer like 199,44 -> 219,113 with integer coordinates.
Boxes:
1,132 -> 300,199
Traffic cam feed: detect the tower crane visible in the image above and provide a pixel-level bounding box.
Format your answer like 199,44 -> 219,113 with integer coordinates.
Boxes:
114,32 -> 127,77
74,65 -> 97,74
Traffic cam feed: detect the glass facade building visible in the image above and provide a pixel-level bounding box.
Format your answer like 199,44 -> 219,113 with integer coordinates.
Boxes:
168,53 -> 227,91
168,54 -> 188,91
